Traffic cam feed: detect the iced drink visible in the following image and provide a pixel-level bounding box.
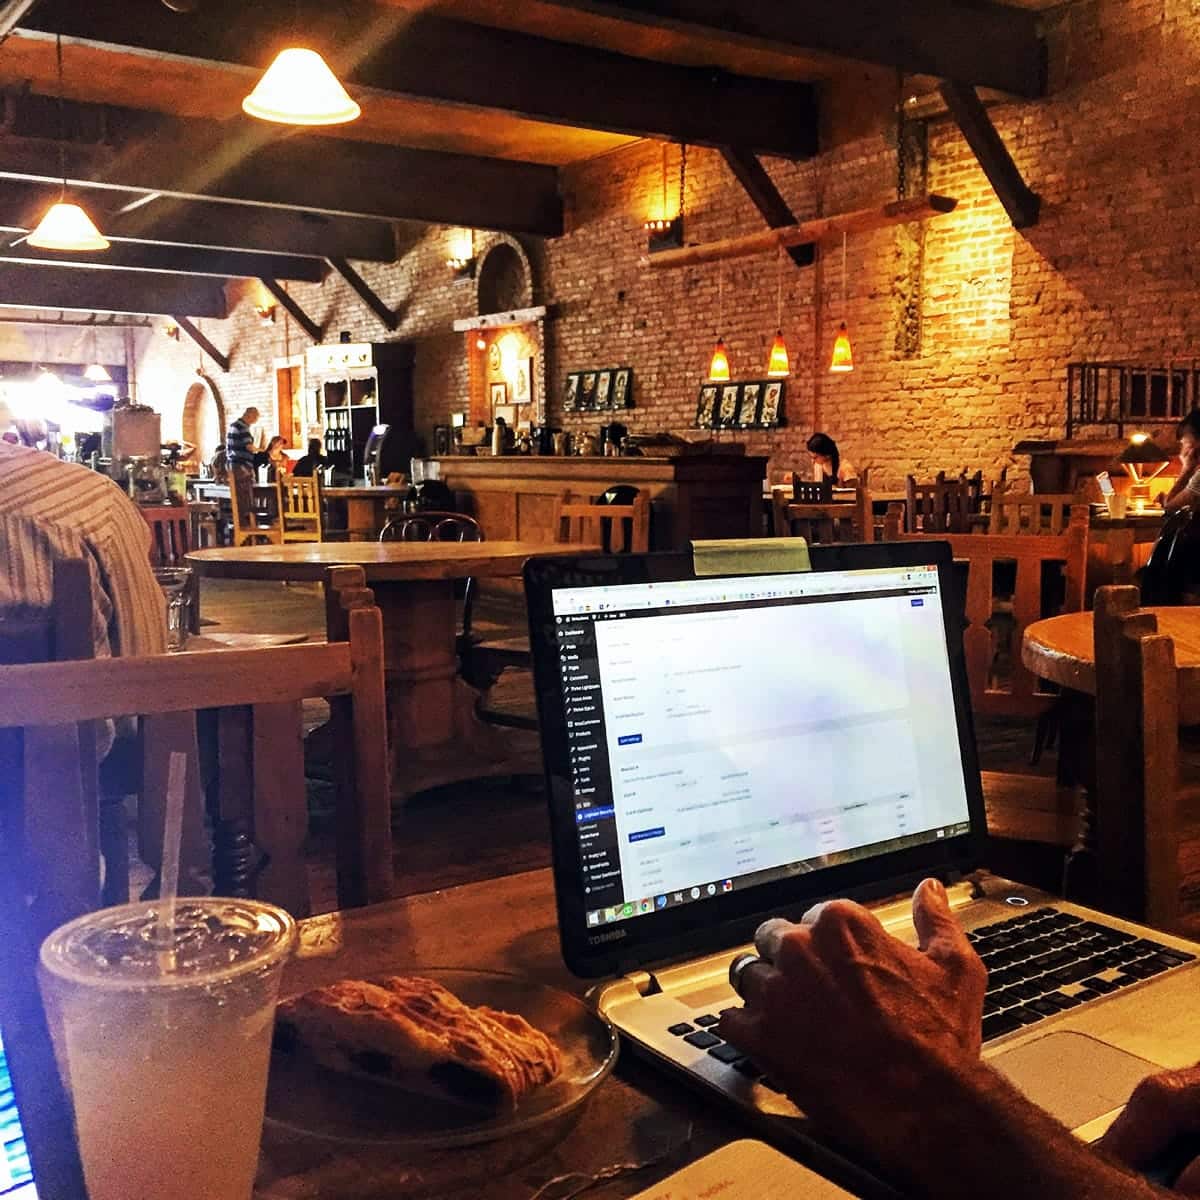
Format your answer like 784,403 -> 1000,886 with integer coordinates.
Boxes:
39,898 -> 296,1200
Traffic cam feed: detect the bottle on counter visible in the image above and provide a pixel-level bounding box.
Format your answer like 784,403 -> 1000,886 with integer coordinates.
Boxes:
491,417 -> 507,456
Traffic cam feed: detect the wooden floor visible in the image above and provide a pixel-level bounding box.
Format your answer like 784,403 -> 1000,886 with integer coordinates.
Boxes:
192,579 -> 1199,928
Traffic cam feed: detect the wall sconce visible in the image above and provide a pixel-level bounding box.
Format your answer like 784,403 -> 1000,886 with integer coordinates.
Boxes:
163,321 -> 180,340
644,215 -> 683,254
447,228 -> 476,279
255,301 -> 277,326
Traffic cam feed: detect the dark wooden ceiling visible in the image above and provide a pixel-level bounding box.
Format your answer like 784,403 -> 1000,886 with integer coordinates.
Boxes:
0,0 -> 1049,318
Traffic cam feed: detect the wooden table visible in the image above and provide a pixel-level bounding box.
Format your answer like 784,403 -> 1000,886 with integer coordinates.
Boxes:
257,869 -> 735,1199
1023,606 -> 1200,724
186,542 -> 590,800
323,485 -> 408,540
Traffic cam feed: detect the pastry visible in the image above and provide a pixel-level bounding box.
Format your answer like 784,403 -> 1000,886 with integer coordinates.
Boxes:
274,975 -> 562,1109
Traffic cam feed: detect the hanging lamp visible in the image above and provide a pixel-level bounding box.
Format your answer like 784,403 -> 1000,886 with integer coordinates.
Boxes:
83,325 -> 111,382
243,47 -> 361,126
707,263 -> 731,382
829,232 -> 853,373
766,244 -> 790,377
28,36 -> 109,253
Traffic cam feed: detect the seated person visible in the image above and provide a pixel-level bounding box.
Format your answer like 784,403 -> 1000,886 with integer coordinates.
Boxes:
265,435 -> 291,482
807,432 -> 858,485
292,437 -> 330,479
722,882 -> 1199,1198
1165,410 -> 1200,512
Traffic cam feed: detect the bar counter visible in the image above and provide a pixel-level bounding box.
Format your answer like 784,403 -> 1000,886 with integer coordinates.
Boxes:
432,454 -> 767,549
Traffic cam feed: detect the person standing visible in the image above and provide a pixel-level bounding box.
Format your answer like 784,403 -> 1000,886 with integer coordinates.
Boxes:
226,406 -> 261,527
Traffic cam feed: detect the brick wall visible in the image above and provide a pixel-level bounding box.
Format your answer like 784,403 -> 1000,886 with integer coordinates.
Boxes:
135,0 -> 1200,490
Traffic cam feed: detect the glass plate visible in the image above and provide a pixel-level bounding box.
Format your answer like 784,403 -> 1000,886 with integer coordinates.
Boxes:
263,968 -> 618,1149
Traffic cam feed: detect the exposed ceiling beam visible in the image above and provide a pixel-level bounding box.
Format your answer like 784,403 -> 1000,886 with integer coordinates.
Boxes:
260,279 -> 322,342
0,240 -> 327,281
0,178 -> 397,261
0,0 -> 39,38
720,147 -> 815,268
0,103 -> 564,237
328,258 -> 399,333
11,11 -> 818,159
0,262 -> 229,317
518,0 -> 1047,98
174,315 -> 229,373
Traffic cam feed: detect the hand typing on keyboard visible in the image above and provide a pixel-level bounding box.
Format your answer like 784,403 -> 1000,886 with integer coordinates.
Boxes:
718,883 -> 1189,1198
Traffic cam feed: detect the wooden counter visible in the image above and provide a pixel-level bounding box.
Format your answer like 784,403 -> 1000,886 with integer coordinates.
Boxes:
432,454 -> 767,549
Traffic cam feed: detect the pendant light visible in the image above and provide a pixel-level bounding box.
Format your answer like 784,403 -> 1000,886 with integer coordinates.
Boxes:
707,263 -> 731,382
765,244 -> 790,377
84,326 -> 111,382
243,47 -> 361,126
28,35 -> 109,253
829,232 -> 853,373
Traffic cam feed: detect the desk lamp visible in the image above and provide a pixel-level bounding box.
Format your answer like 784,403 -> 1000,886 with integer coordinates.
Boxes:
1119,433 -> 1172,511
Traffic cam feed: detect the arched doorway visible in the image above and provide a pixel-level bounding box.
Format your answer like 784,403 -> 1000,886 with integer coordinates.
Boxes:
181,372 -> 225,471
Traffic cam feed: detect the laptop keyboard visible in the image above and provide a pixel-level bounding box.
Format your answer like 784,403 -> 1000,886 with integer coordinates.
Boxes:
663,906 -> 1197,1080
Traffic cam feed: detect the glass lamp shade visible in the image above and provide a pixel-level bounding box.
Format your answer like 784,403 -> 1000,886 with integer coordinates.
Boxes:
829,322 -> 854,373
707,337 -> 731,383
84,362 -> 112,382
27,201 -> 109,252
766,330 -> 790,377
242,48 -> 361,126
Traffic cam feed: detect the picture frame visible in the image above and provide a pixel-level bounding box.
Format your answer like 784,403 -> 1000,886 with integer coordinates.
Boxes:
613,367 -> 633,409
718,384 -> 740,427
759,380 -> 785,427
695,384 -> 718,429
736,382 -> 762,428
490,381 -> 508,408
595,370 -> 613,409
563,373 -> 580,412
579,372 -> 598,409
514,356 -> 533,404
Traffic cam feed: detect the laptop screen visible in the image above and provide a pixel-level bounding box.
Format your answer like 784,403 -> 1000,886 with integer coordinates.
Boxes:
548,562 -> 973,936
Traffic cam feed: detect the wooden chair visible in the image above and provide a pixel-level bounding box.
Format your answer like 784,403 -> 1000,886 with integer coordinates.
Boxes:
773,470 -> 873,543
791,474 -> 832,503
189,498 -> 221,547
989,490 -> 1088,535
883,503 -> 1089,716
139,503 -> 192,565
228,474 -> 282,546
905,471 -> 974,533
278,474 -> 323,543
553,490 -> 651,553
1091,585 -> 1200,931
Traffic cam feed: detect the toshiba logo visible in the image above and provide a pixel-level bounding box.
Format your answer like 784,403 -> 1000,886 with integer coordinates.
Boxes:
588,928 -> 627,944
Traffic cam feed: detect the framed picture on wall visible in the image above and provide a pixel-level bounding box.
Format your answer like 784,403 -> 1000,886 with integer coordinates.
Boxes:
695,384 -> 718,428
736,382 -> 762,427
759,381 -> 784,427
718,384 -> 740,427
490,381 -> 508,408
613,367 -> 633,408
563,373 -> 580,411
595,370 -> 613,408
579,372 -> 598,409
514,357 -> 534,404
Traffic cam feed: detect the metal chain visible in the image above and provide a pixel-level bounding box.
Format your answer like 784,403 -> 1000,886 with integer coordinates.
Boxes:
678,142 -> 687,221
896,67 -> 907,200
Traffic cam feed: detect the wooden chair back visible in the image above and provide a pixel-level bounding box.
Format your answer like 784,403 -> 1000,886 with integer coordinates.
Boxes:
791,474 -> 832,503
228,477 -> 282,547
773,470 -> 873,543
883,503 -> 1089,716
278,475 -> 323,543
554,491 -> 650,553
1092,586 -> 1187,930
139,504 -> 192,566
989,490 -> 1087,536
905,471 -> 974,533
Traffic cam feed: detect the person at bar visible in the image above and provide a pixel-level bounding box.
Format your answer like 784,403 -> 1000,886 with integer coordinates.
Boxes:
722,882 -> 1200,1197
807,432 -> 858,485
225,405 -> 262,526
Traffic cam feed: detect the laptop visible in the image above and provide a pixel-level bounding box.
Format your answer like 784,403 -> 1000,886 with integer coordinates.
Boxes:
524,540 -> 1200,1197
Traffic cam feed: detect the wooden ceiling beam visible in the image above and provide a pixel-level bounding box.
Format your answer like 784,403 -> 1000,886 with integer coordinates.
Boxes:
517,0 -> 1047,98
174,315 -> 229,373
0,262 -> 229,317
0,104 -> 564,237
0,178 -> 397,261
260,279 -> 322,342
328,258 -> 399,333
720,147 -> 814,268
16,7 -> 817,158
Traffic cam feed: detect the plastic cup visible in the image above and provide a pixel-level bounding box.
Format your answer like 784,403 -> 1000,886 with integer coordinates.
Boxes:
39,898 -> 296,1200
1106,493 -> 1128,519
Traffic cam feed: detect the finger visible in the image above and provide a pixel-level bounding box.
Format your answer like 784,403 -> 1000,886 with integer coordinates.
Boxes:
912,879 -> 977,982
1100,1066 -> 1200,1169
718,1005 -> 765,1056
733,958 -> 778,1009
755,917 -> 796,962
798,898 -> 890,960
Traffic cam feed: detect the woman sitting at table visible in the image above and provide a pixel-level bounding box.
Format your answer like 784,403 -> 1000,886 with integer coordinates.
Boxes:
807,432 -> 858,485
265,435 -> 291,482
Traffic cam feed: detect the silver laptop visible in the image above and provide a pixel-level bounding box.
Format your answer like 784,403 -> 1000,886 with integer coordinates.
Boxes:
524,543 -> 1200,1196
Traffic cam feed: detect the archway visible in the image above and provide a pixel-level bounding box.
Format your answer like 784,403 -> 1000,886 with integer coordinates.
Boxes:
181,372 -> 225,471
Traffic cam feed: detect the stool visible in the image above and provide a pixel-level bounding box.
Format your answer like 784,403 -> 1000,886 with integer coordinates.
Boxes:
189,501 -> 220,548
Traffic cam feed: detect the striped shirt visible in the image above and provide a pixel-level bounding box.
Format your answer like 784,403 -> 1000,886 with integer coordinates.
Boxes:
0,443 -> 166,661
226,418 -> 256,470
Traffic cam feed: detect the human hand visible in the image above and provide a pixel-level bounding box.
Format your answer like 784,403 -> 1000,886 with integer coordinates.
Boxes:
718,879 -> 987,1151
1099,1064 -> 1200,1192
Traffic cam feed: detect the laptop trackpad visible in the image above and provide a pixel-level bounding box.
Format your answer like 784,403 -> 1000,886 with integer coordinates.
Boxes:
991,1031 -> 1161,1132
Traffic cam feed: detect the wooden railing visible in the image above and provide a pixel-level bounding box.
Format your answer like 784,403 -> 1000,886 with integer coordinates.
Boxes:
1066,360 -> 1200,437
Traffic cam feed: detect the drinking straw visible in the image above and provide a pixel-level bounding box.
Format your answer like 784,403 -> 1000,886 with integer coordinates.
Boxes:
155,751 -> 187,957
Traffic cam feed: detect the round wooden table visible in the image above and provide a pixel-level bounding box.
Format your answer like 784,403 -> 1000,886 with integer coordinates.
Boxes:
187,541 -> 588,799
1023,606 -> 1200,724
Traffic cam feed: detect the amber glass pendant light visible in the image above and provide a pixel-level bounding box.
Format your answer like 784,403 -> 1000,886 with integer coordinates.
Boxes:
766,244 -> 790,377
829,232 -> 853,373
708,263 -> 731,382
